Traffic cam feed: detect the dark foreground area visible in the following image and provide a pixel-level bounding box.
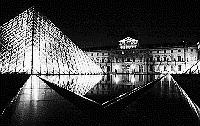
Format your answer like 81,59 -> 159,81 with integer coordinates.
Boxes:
0,74 -> 199,125
0,74 -> 30,113
172,74 -> 200,106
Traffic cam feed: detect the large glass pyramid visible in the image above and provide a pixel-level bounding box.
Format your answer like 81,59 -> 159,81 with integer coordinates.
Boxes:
0,7 -> 102,75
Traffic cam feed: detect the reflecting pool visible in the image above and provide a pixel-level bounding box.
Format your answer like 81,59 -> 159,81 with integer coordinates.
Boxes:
41,74 -> 162,103
85,74 -> 162,103
1,74 -> 199,125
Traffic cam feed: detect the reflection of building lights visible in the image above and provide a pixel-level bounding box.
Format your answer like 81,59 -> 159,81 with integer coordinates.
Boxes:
114,75 -> 120,84
130,75 -> 135,84
167,74 -> 171,82
32,75 -> 39,100
42,75 -> 102,95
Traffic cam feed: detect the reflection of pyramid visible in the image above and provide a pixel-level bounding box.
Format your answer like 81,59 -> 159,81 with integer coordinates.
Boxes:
41,75 -> 102,95
0,7 -> 102,74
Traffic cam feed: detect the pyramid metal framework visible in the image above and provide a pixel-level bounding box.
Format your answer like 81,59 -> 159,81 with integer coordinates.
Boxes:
0,7 -> 102,74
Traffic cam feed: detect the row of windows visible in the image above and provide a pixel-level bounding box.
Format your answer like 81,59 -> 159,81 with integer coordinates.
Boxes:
150,49 -> 194,53
151,49 -> 181,54
95,58 -> 111,63
95,56 -> 188,63
88,49 -> 195,57
94,56 -> 198,63
160,65 -> 181,71
155,56 -> 196,62
89,53 -> 109,56
116,58 -> 141,62
152,56 -> 183,62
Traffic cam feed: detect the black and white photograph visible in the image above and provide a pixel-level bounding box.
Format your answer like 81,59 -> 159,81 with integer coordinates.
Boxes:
0,0 -> 200,125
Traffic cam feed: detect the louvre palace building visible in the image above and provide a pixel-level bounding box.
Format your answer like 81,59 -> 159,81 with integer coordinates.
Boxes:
85,37 -> 200,74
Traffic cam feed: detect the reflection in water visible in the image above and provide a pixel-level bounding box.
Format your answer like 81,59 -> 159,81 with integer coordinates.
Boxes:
41,75 -> 103,95
39,74 -> 162,103
84,74 -> 163,103
157,75 -> 181,98
12,75 -> 64,125
22,75 -> 40,101
157,74 -> 200,119
38,74 -> 184,103
171,76 -> 200,119
3,74 -> 200,125
87,74 -> 157,95
23,74 -> 196,106
113,75 -> 120,84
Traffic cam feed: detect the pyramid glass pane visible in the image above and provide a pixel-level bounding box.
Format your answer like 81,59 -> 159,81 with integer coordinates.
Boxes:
0,7 -> 102,75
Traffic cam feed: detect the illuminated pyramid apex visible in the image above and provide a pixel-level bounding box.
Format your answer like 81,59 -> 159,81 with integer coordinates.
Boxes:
0,7 -> 102,75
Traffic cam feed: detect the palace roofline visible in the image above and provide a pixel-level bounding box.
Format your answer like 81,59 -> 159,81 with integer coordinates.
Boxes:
83,42 -> 197,51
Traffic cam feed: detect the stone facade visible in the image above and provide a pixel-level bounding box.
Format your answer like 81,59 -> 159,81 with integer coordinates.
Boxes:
85,38 -> 199,74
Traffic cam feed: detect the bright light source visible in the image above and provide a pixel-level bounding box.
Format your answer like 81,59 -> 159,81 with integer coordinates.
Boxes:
130,75 -> 135,84
114,75 -> 120,84
0,7 -> 102,75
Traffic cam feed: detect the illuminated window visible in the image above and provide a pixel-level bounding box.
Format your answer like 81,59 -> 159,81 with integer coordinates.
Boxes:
139,74 -> 143,81
178,56 -> 181,61
178,65 -> 181,71
139,65 -> 143,72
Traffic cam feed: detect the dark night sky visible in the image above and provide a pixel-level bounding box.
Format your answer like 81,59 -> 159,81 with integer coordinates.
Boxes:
0,0 -> 200,48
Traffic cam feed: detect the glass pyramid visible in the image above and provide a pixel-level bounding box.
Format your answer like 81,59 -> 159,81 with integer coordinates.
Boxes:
0,7 -> 102,75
